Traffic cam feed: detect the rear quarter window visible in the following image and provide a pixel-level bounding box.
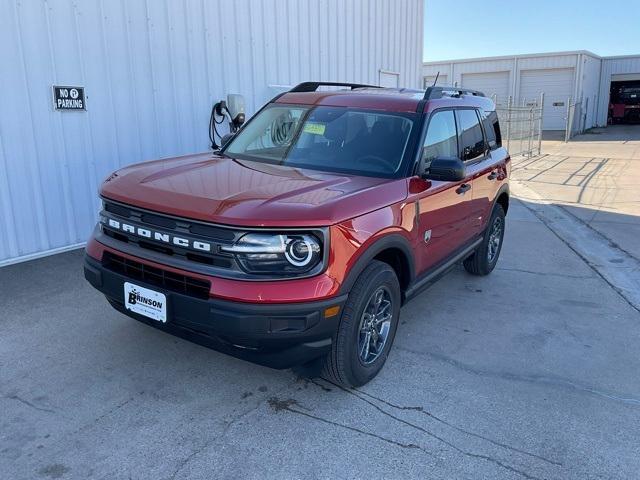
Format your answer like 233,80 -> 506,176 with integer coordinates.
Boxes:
456,109 -> 486,162
481,109 -> 502,150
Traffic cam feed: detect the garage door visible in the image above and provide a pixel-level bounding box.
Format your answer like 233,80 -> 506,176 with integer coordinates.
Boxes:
461,71 -> 510,106
519,68 -> 575,130
424,74 -> 448,88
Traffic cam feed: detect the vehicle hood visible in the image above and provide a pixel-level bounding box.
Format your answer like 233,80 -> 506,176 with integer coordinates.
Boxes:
100,153 -> 408,227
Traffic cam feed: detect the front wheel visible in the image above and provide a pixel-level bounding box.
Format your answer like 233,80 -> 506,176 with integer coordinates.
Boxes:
464,204 -> 505,276
321,260 -> 401,388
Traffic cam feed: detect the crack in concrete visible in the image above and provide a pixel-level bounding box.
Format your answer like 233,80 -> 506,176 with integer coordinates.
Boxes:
64,395 -> 139,439
3,394 -> 55,413
164,404 -> 262,480
165,381 -> 297,480
91,396 -> 135,425
396,346 -> 640,406
167,446 -> 207,480
310,380 -> 545,480
496,266 -> 594,279
269,396 -> 433,456
350,387 -> 562,467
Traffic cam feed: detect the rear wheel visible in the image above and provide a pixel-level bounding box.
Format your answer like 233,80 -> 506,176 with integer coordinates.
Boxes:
463,204 -> 505,276
322,260 -> 401,388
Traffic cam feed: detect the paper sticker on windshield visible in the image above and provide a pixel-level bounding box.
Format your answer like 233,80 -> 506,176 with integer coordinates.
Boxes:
303,122 -> 326,135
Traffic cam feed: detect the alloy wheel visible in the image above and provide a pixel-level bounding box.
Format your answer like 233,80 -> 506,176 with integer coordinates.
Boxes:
358,286 -> 393,365
487,216 -> 503,263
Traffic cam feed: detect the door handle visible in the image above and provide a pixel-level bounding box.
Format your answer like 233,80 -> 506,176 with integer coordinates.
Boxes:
456,183 -> 471,195
487,171 -> 498,180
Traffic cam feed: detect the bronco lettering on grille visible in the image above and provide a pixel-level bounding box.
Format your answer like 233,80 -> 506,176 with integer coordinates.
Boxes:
104,218 -> 213,253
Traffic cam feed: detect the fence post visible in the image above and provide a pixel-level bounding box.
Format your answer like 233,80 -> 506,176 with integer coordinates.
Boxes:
583,96 -> 589,133
527,104 -> 534,158
537,92 -> 544,155
520,97 -> 526,155
564,97 -> 572,143
505,96 -> 512,152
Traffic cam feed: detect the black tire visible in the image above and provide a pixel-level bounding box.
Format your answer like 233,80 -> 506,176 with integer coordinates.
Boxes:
321,260 -> 401,388
463,204 -> 506,276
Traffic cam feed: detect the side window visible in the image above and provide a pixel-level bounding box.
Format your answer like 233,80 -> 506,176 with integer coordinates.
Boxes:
422,110 -> 457,170
480,109 -> 502,150
456,109 -> 486,162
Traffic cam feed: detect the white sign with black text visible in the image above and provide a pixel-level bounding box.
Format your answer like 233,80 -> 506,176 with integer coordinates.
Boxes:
124,282 -> 167,323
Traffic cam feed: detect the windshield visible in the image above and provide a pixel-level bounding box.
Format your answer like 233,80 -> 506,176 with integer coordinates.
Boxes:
223,104 -> 415,177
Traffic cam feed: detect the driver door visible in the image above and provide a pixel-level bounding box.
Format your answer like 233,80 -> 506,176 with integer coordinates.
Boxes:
408,108 -> 474,275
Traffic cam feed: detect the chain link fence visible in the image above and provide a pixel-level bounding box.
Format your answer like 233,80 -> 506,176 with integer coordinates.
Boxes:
564,96 -> 590,141
492,94 -> 544,158
485,91 -> 591,154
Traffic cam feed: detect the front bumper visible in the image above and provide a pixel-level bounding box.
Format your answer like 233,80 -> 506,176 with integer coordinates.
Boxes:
84,254 -> 347,368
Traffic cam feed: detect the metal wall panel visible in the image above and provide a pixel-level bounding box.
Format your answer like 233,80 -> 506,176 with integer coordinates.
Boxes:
0,0 -> 424,266
423,53 -> 585,109
580,54 -> 603,129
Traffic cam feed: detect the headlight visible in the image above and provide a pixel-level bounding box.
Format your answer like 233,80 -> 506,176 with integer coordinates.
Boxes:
221,233 -> 322,275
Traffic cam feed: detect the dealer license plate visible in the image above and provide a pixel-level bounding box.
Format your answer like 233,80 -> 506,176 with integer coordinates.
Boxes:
124,282 -> 167,323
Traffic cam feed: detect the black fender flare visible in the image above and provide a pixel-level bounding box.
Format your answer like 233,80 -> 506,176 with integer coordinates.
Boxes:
492,183 -> 510,215
338,233 -> 415,296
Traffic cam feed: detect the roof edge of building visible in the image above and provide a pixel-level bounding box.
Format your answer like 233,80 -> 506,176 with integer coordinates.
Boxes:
423,49 -> 604,66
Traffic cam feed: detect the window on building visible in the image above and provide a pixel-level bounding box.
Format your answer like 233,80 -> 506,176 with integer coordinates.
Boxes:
422,110 -> 457,170
456,109 -> 486,161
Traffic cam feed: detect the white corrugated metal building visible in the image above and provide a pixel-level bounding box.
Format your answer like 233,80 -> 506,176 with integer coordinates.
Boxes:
424,51 -> 640,130
0,0 -> 424,266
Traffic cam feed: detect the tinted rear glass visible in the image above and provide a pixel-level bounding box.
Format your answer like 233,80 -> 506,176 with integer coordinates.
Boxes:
481,109 -> 501,150
456,109 -> 486,161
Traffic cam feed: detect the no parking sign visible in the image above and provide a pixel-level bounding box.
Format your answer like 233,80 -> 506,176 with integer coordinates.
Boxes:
52,86 -> 86,111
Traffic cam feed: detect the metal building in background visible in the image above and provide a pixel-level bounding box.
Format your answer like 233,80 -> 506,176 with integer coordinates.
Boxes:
424,50 -> 640,132
0,0 -> 424,266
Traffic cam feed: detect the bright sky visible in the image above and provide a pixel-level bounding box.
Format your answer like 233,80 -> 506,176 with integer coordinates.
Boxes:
423,0 -> 640,62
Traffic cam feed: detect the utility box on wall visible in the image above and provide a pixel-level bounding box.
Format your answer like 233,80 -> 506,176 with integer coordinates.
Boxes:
0,0 -> 424,266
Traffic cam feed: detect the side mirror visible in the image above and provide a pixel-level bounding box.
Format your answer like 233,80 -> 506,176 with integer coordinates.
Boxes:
220,133 -> 235,148
423,156 -> 465,182
227,94 -> 246,131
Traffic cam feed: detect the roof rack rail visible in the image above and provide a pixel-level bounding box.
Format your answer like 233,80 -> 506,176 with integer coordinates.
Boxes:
289,81 -> 381,92
423,86 -> 485,100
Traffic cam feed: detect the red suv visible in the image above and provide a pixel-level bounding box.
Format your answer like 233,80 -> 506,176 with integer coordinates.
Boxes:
84,82 -> 510,387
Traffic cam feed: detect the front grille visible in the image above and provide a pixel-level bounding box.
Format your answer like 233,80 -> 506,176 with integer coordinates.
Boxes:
101,199 -> 238,269
103,200 -> 235,241
103,252 -> 211,300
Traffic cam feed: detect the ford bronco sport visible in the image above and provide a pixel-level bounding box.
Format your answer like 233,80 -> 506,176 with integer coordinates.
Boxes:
84,82 -> 509,387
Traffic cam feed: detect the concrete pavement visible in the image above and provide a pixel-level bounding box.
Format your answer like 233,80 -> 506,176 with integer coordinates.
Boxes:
2,193 -> 640,479
512,125 -> 640,259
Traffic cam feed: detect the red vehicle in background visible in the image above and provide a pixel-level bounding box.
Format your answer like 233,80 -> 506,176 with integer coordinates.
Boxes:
609,83 -> 640,124
84,82 -> 510,387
